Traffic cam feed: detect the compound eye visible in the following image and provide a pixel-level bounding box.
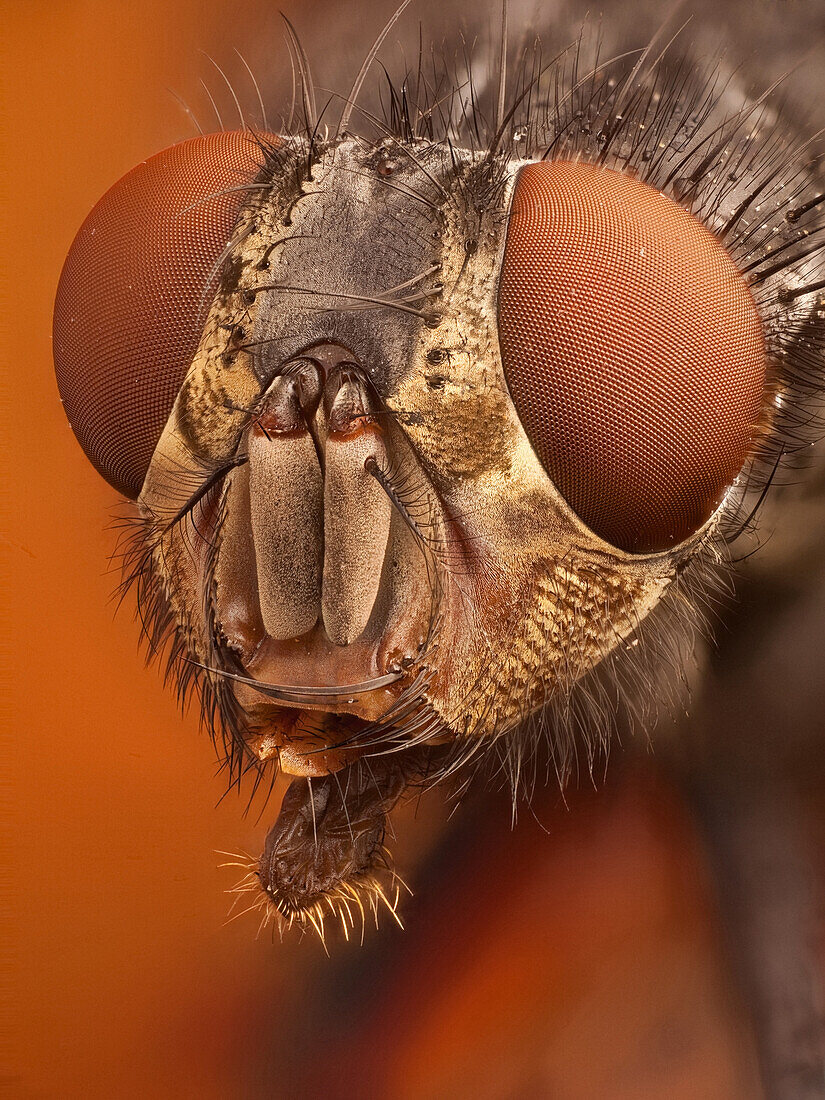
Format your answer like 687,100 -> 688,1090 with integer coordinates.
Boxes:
498,160 -> 766,553
53,130 -> 277,498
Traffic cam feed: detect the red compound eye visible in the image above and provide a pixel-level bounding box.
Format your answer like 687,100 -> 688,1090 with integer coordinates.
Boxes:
498,160 -> 766,553
53,130 -> 277,498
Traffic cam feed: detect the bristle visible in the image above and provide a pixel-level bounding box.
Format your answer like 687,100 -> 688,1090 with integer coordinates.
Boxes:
221,851 -> 410,948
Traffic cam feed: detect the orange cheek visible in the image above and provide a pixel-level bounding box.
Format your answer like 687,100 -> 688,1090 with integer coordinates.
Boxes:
248,708 -> 366,776
498,160 -> 766,553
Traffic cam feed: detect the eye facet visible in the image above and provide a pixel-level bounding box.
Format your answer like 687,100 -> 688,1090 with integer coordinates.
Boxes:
498,160 -> 766,553
53,130 -> 276,498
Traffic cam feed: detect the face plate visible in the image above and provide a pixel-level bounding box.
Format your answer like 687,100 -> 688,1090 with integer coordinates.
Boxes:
139,136 -> 679,775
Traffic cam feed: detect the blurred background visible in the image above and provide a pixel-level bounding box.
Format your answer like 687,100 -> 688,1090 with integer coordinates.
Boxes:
3,1 -> 824,1096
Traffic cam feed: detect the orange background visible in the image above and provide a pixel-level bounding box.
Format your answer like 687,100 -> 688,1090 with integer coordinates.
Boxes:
1,2 -> 787,1096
